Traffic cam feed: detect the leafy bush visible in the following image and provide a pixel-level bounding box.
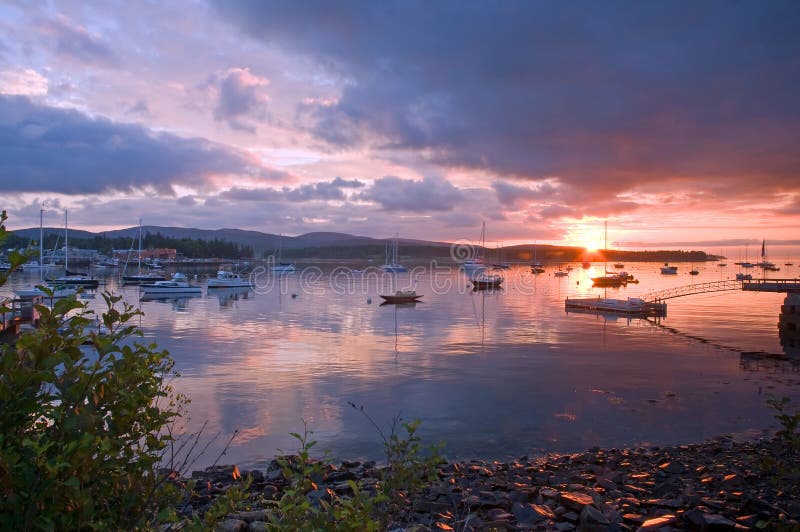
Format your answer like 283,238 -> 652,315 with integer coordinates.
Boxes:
0,211 -> 187,529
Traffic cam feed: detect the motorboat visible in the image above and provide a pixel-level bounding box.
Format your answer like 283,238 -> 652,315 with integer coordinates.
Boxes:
554,269 -> 568,277
140,273 -> 202,295
689,269 -> 699,275
461,258 -> 486,274
592,274 -> 626,287
50,273 -> 100,287
613,263 -> 625,268
660,263 -> 678,274
565,296 -> 666,316
531,266 -> 545,274
379,290 -> 422,303
208,269 -> 254,288
471,272 -> 503,289
736,273 -> 753,280
15,284 -> 78,299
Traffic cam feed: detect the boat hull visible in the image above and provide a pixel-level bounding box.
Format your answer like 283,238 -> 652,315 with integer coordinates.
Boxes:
379,294 -> 422,303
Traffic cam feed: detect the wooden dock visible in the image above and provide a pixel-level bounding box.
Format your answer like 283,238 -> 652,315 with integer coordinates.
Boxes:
741,279 -> 800,293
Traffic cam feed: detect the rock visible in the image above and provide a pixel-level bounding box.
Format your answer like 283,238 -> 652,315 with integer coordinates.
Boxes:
229,510 -> 267,523
215,519 -> 247,532
512,502 -> 554,523
560,491 -> 595,510
554,523 -> 576,531
262,484 -> 279,499
658,461 -> 686,475
580,505 -> 610,527
249,522 -> 269,532
685,509 -> 736,531
636,515 -> 676,531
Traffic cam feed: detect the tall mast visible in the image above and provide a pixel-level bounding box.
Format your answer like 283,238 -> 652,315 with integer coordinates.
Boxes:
39,207 -> 44,280
64,210 -> 69,272
138,218 -> 143,271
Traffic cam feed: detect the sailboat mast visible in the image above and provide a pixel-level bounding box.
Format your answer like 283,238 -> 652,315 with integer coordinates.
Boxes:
64,210 -> 68,271
39,207 -> 44,280
138,218 -> 143,271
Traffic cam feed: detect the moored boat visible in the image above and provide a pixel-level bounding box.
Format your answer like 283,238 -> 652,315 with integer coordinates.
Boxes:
208,269 -> 253,288
140,273 -> 202,295
471,272 -> 503,289
660,263 -> 678,274
379,290 -> 422,303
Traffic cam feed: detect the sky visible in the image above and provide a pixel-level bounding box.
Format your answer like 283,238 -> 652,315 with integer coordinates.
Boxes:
1,0 -> 799,251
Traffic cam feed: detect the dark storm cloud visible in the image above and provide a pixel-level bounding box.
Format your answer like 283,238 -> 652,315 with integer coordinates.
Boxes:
492,180 -> 558,207
214,0 -> 800,200
39,13 -> 119,67
0,95 -> 286,194
359,175 -> 463,212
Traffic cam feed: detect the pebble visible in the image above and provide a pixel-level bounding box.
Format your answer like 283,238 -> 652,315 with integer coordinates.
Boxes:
171,435 -> 799,531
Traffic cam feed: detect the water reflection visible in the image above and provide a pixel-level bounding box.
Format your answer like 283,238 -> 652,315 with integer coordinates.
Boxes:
2,262 -> 800,467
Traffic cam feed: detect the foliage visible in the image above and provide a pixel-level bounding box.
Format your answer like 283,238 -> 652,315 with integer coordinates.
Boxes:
0,211 -> 28,288
0,291 -> 187,529
265,421 -> 381,531
763,396 -> 800,493
6,229 -> 254,259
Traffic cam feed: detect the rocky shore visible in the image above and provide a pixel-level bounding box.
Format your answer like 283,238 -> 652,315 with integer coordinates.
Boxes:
180,435 -> 799,531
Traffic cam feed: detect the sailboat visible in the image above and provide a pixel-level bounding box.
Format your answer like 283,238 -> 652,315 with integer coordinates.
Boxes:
741,243 -> 754,268
470,222 -> 503,289
122,219 -> 166,283
490,242 -> 510,269
15,208 -> 78,299
461,223 -> 487,274
757,239 -> 779,271
592,221 -> 628,287
270,234 -> 296,273
380,233 -> 407,272
49,211 -> 99,287
20,207 -> 48,271
530,242 -> 545,274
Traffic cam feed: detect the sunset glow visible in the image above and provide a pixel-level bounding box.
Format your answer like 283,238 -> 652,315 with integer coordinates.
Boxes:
0,2 -> 799,251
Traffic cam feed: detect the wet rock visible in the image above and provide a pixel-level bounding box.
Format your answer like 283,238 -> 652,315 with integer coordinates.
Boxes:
580,504 -> 610,527
636,514 -> 676,531
560,491 -> 594,510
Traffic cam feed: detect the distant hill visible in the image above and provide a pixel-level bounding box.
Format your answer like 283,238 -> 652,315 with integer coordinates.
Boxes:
8,226 -> 711,262
9,226 -> 450,255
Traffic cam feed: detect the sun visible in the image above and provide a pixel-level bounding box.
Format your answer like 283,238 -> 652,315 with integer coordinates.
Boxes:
567,227 -> 605,253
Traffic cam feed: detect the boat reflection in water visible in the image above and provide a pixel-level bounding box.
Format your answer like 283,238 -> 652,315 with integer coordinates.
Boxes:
208,286 -> 254,308
139,293 -> 201,311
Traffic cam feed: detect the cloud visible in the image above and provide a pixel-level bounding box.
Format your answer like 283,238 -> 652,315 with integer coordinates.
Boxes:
214,1 -> 800,205
39,13 -> 119,67
0,95 -> 287,194
359,175 -> 463,212
0,68 -> 48,96
126,99 -> 151,117
492,180 -> 558,207
213,67 -> 270,132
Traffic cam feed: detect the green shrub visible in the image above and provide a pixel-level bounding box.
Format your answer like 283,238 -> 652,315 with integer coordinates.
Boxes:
0,211 -> 187,529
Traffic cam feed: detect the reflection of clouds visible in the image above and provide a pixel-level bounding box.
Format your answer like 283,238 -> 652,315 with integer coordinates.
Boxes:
29,267 -> 799,467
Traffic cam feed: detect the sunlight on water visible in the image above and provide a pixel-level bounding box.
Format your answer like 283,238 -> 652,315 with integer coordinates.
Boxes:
3,261 -> 800,468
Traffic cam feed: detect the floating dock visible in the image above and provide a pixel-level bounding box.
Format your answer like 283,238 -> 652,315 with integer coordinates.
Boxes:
565,297 -> 667,317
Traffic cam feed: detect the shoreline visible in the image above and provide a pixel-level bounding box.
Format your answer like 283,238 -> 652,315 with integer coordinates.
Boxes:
180,433 -> 799,530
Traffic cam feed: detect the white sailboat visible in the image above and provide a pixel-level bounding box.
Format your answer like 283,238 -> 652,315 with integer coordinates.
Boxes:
461,222 -> 487,274
15,207 -> 78,300
380,233 -> 407,272
122,219 -> 166,283
50,210 -> 99,287
531,242 -> 545,274
469,222 -> 502,288
270,234 -> 296,273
